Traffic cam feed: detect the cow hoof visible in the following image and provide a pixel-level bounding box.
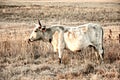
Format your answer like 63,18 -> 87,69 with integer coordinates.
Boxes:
59,58 -> 62,64
97,60 -> 104,65
101,60 -> 104,64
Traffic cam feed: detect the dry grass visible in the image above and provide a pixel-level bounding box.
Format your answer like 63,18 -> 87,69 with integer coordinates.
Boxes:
0,22 -> 119,80
0,1 -> 120,80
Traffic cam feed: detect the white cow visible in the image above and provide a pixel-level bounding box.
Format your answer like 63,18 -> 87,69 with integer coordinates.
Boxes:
28,20 -> 104,63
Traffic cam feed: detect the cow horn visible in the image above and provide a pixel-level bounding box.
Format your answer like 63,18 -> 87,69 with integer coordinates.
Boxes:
38,19 -> 42,27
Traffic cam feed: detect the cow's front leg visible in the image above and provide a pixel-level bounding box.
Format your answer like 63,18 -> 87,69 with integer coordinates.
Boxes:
58,42 -> 64,64
58,48 -> 63,64
58,31 -> 65,64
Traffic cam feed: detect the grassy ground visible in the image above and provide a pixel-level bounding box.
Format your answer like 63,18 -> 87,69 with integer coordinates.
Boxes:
0,0 -> 120,80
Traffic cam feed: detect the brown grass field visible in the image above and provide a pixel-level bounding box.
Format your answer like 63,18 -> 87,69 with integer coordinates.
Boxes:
0,0 -> 120,80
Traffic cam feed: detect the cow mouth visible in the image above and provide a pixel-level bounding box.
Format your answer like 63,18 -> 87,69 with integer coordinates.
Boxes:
28,39 -> 33,43
28,38 -> 52,43
28,38 -> 42,43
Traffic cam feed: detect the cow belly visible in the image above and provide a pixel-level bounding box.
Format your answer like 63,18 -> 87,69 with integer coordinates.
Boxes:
64,32 -> 91,52
65,40 -> 82,51
64,33 -> 82,52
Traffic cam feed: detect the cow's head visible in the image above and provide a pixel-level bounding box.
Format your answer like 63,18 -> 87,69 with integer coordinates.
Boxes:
28,19 -> 46,42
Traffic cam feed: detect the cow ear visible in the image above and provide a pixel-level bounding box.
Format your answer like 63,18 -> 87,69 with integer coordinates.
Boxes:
42,26 -> 46,32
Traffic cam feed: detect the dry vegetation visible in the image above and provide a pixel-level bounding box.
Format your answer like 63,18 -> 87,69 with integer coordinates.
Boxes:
0,0 -> 120,80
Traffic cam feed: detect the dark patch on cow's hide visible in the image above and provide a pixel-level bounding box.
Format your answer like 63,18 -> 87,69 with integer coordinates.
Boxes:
46,28 -> 51,32
49,39 -> 52,43
59,26 -> 64,30
93,26 -> 96,29
64,29 -> 68,33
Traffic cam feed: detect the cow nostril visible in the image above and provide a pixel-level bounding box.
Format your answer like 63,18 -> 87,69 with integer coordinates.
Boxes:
28,39 -> 31,41
28,39 -> 31,44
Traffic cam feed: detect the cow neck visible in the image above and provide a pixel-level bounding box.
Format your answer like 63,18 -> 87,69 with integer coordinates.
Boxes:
50,26 -> 64,34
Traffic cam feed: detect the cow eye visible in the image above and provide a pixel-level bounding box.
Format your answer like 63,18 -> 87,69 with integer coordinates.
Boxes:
39,26 -> 41,29
34,30 -> 38,32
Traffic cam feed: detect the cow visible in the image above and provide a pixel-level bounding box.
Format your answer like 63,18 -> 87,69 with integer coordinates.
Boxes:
28,20 -> 104,64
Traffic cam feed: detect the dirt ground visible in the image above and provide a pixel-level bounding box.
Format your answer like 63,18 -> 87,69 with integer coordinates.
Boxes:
0,0 -> 120,80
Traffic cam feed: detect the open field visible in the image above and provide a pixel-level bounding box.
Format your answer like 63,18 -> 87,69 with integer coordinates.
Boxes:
0,0 -> 120,80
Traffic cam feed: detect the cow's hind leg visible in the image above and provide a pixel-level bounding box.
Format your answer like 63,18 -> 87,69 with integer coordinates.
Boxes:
89,45 -> 99,63
95,45 -> 104,64
98,47 -> 104,63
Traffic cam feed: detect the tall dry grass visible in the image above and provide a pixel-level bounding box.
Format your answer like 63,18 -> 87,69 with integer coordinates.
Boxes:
0,25 -> 120,80
0,1 -> 120,80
